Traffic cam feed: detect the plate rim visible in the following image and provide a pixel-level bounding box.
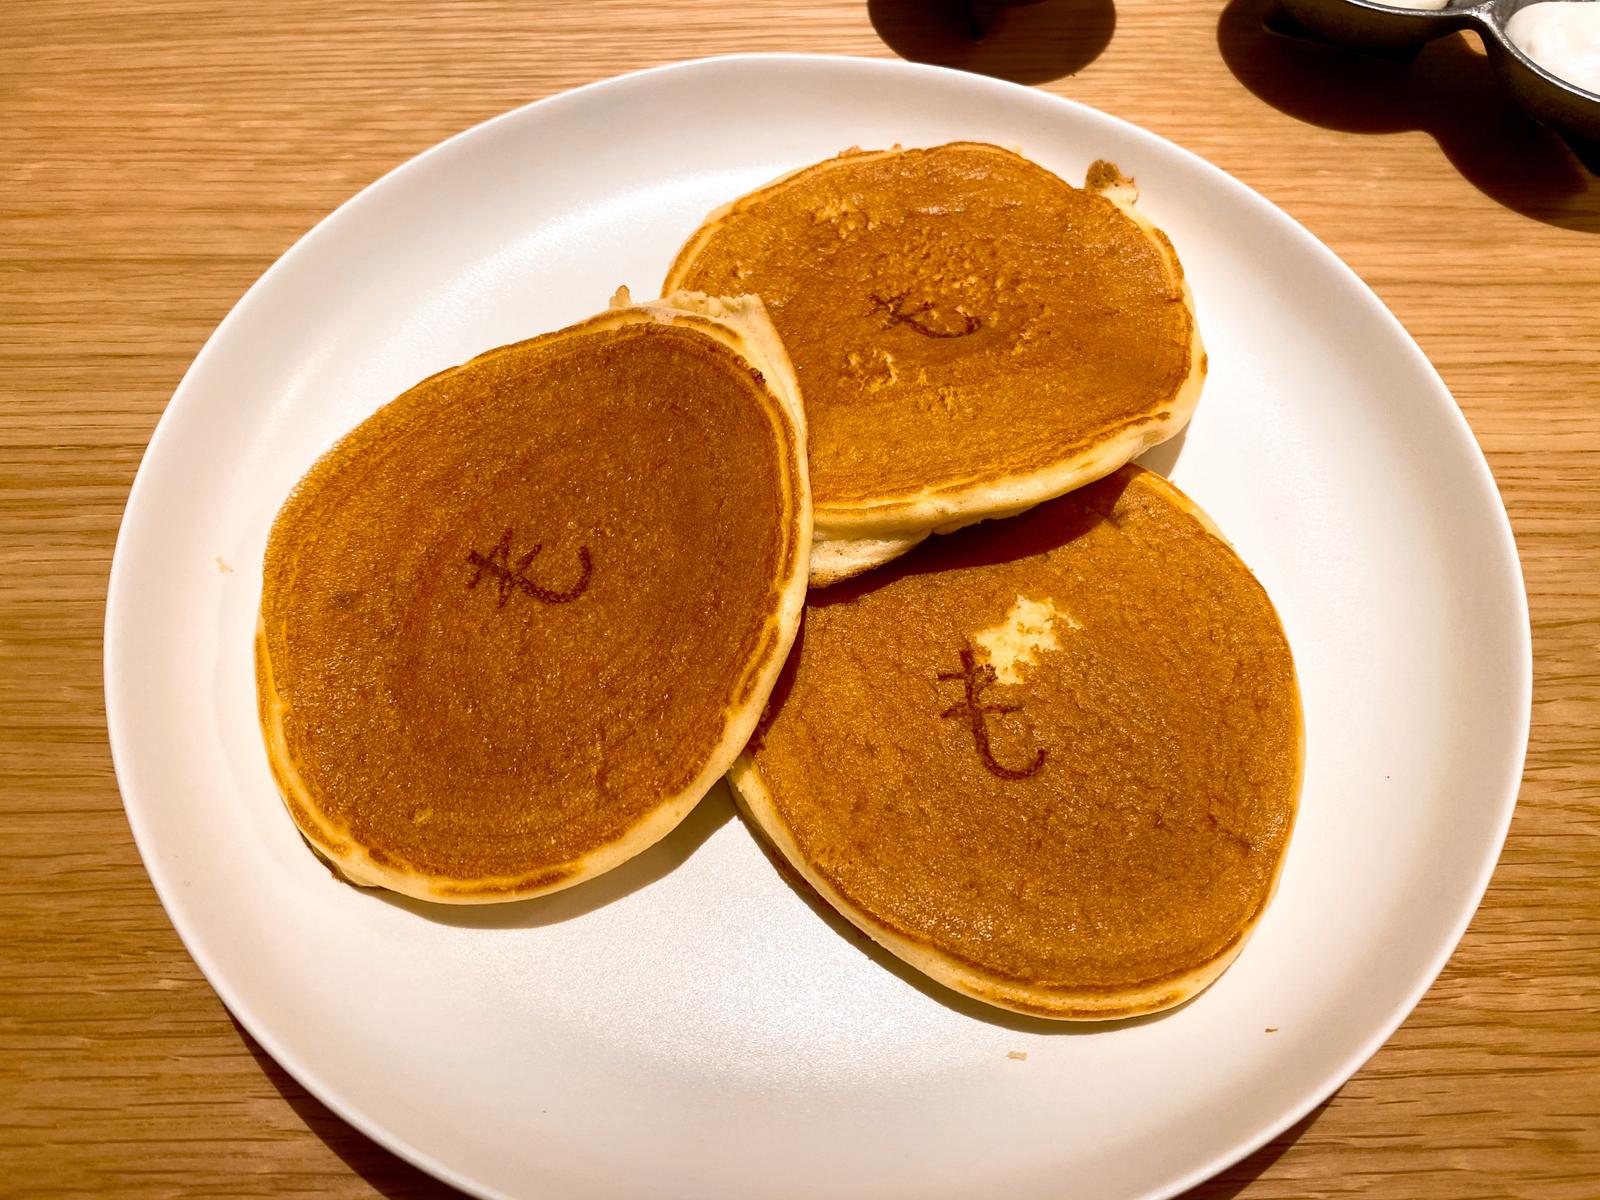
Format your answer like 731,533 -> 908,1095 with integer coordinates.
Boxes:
103,51 -> 1534,1200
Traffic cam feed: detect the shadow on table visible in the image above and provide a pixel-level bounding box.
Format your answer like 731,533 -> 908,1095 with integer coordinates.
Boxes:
1176,1097 -> 1335,1198
1218,0 -> 1600,232
868,0 -> 1115,85
236,1017 -> 467,1198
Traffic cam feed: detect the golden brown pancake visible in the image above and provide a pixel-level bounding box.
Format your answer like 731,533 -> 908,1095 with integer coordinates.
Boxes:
729,466 -> 1300,1019
664,144 -> 1205,585
258,293 -> 810,903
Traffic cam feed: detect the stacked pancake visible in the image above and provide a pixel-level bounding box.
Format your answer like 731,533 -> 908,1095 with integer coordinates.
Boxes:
258,294 -> 809,902
729,467 -> 1301,1019
258,143 -> 1299,1018
665,143 -> 1205,584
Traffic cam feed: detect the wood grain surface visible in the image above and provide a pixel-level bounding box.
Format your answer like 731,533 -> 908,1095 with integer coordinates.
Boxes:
3,0 -> 1597,1196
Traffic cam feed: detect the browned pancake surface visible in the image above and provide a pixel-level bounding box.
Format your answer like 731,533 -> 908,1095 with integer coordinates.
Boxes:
261,321 -> 801,889
666,144 -> 1194,511
743,468 -> 1298,994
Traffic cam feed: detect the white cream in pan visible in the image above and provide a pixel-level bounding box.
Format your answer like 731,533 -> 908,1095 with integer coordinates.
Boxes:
1507,2 -> 1600,95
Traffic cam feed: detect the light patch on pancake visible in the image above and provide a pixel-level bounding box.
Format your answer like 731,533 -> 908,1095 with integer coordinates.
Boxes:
843,347 -> 899,389
811,196 -> 875,238
973,595 -> 1079,686
1009,323 -> 1041,356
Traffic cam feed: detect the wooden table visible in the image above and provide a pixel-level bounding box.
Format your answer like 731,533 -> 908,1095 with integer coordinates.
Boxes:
4,1 -> 1597,1195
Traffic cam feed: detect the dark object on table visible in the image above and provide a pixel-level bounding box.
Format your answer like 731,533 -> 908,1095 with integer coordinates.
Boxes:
868,0 -> 1111,86
966,0 -> 1048,38
1270,0 -> 1600,171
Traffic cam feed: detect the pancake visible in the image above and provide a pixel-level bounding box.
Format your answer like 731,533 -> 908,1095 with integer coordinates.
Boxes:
664,144 -> 1206,585
258,293 -> 810,903
729,466 -> 1301,1019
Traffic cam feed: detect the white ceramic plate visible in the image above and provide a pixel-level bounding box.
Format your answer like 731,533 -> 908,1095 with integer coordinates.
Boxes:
105,55 -> 1531,1200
